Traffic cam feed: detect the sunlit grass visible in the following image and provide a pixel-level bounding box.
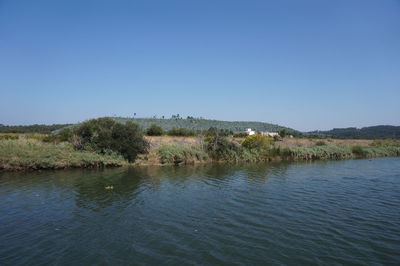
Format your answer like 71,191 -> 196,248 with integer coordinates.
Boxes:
0,139 -> 126,170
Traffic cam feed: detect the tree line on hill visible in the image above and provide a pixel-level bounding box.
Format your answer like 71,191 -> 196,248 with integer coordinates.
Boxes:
0,124 -> 71,134
1,117 -> 301,136
308,125 -> 400,139
113,117 -> 299,135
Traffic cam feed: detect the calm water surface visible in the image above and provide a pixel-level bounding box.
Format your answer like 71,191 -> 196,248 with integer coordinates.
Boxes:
1,158 -> 400,265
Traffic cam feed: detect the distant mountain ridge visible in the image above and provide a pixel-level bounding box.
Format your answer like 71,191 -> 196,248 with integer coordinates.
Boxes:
309,125 -> 400,139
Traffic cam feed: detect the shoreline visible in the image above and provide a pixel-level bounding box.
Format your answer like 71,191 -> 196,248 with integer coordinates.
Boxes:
2,154 -> 400,172
1,137 -> 399,172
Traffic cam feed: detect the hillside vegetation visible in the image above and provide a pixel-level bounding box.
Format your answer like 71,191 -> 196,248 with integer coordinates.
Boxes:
113,117 -> 300,135
137,136 -> 400,166
309,125 -> 400,139
0,124 -> 71,134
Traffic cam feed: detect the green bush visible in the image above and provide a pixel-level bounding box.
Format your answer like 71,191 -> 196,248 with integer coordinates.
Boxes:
233,132 -> 248,138
351,145 -> 365,156
206,135 -> 240,160
204,127 -> 231,137
167,128 -> 196,137
146,124 -> 164,136
242,134 -> 273,150
158,145 -> 208,165
74,118 -> 149,162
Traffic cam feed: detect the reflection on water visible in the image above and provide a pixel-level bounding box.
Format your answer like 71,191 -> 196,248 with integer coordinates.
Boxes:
1,159 -> 400,265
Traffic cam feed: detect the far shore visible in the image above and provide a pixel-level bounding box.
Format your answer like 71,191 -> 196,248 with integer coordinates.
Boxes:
1,134 -> 399,172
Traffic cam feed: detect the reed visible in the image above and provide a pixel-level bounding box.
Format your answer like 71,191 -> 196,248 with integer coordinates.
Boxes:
0,139 -> 126,171
158,145 -> 209,165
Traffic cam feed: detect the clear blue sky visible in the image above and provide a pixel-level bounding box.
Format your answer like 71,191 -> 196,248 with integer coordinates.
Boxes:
1,0 -> 399,131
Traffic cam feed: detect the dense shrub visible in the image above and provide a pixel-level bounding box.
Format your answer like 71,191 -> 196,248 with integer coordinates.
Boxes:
206,135 -> 240,160
204,127 -> 231,137
158,145 -> 208,165
279,129 -> 287,137
73,118 -> 149,162
146,124 -> 164,136
167,128 -> 196,137
242,135 -> 273,150
233,132 -> 248,138
351,145 -> 365,156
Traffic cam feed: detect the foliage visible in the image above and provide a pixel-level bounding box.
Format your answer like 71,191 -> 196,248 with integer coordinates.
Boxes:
0,134 -> 19,140
158,145 -> 209,165
351,145 -> 365,156
267,144 -> 400,161
0,139 -> 125,171
43,128 -> 73,143
146,124 -> 164,136
275,145 -> 354,160
167,128 -> 196,137
279,129 -> 287,137
204,127 -> 232,137
309,126 -> 400,139
73,118 -> 149,162
112,117 -> 300,135
206,135 -> 240,160
370,139 -> 400,147
233,132 -> 248,138
0,124 -> 71,134
242,134 -> 273,150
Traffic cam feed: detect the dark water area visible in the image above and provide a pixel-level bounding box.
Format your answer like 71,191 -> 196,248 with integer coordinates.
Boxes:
1,158 -> 400,265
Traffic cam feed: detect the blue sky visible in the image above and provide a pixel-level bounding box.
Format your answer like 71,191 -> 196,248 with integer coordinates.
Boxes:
1,0 -> 399,131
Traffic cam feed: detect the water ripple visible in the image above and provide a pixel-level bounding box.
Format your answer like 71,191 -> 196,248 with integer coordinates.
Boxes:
1,158 -> 400,265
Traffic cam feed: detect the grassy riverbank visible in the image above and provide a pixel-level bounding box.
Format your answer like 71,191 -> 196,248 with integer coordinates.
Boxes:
1,136 -> 400,171
135,137 -> 400,165
0,139 -> 126,171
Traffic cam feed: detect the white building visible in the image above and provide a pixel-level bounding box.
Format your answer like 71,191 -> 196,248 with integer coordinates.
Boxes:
244,128 -> 256,135
260,131 -> 279,137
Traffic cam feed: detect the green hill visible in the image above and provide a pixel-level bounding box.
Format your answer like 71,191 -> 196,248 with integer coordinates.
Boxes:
0,124 -> 71,134
113,117 -> 299,134
1,117 -> 300,135
309,125 -> 400,139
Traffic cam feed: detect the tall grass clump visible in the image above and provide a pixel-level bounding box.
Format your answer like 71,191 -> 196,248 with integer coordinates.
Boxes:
276,145 -> 354,161
242,134 -> 273,150
146,124 -> 164,136
0,139 -> 126,171
158,145 -> 209,165
351,145 -> 365,157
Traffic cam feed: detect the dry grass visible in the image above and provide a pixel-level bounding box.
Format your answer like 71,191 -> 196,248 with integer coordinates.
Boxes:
145,136 -> 201,150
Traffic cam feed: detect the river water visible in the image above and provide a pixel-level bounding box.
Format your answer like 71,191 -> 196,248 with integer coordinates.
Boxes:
1,158 -> 399,265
